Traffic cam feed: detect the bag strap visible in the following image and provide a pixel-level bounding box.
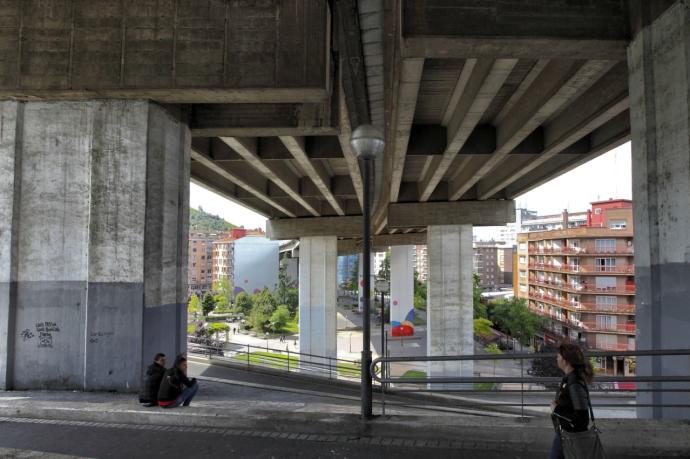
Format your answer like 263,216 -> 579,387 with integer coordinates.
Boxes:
578,380 -> 597,429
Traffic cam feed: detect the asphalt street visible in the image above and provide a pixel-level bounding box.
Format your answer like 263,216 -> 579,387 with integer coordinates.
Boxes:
0,418 -> 517,459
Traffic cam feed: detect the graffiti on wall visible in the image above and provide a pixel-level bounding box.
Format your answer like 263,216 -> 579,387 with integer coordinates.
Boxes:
20,322 -> 61,348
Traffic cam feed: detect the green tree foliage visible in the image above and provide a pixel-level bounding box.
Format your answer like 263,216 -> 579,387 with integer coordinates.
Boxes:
274,263 -> 299,315
187,294 -> 200,318
377,250 -> 391,283
212,278 -> 233,313
233,292 -> 253,316
201,292 -> 215,316
413,271 -> 427,311
473,317 -> 494,340
484,342 -> 503,376
208,322 -> 229,340
249,288 -> 278,332
487,298 -> 547,346
269,305 -> 291,333
473,274 -> 487,319
344,256 -> 360,292
189,206 -> 236,232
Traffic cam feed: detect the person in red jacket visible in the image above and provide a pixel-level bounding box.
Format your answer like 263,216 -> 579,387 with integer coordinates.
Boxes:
157,355 -> 198,408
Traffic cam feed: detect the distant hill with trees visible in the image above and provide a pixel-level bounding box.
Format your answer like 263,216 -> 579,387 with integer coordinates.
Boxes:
189,206 -> 237,232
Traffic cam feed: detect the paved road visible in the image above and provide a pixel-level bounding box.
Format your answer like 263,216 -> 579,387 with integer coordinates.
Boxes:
0,418 -> 517,459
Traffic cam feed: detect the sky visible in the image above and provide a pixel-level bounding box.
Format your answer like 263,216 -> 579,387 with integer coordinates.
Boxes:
189,141 -> 633,235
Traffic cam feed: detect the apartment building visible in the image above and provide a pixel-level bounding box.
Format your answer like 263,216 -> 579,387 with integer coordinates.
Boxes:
473,242 -> 514,289
413,245 -> 428,282
188,233 -> 219,294
211,228 -> 270,294
516,199 -> 635,375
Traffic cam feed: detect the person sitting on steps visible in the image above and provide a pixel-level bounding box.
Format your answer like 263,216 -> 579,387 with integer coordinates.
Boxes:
157,355 -> 199,408
138,353 -> 166,407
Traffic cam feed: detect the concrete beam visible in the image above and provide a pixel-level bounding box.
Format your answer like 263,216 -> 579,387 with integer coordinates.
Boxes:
267,216 -> 363,240
337,83 -> 364,209
477,63 -> 630,199
419,59 -> 516,201
191,148 -> 297,218
390,58 -> 425,204
388,200 -> 515,229
336,233 -> 427,255
449,59 -> 616,201
506,111 -> 630,198
190,104 -> 337,137
280,136 -> 345,216
0,1 -> 330,103
220,137 -> 320,217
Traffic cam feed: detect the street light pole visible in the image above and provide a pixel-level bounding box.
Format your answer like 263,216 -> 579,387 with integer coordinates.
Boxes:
350,125 -> 384,420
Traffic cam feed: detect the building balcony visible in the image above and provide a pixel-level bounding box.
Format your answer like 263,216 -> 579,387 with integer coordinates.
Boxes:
581,322 -> 636,334
528,279 -> 635,296
596,342 -> 636,351
527,262 -> 634,275
528,292 -> 635,315
528,247 -> 634,256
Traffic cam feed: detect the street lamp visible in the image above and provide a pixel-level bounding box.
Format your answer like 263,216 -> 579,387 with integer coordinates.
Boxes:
350,124 -> 385,420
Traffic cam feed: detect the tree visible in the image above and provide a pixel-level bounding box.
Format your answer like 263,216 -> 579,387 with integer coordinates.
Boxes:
484,342 -> 503,376
274,263 -> 299,315
269,305 -> 291,333
473,317 -> 494,340
201,292 -> 215,316
487,298 -> 546,347
213,278 -> 233,313
377,250 -> 391,284
473,274 -> 487,319
188,294 -> 200,318
208,322 -> 230,341
249,288 -> 278,331
413,270 -> 427,311
345,256 -> 360,292
233,292 -> 253,316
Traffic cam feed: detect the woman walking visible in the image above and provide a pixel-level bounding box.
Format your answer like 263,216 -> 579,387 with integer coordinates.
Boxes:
549,343 -> 595,459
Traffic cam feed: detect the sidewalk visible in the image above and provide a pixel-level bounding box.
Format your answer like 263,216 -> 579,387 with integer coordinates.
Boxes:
0,362 -> 688,457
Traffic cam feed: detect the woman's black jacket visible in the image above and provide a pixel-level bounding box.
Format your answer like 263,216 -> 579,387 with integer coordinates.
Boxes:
553,372 -> 590,432
157,367 -> 195,403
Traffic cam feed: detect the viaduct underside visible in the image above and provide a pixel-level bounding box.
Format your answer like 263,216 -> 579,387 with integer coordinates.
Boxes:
0,0 -> 688,419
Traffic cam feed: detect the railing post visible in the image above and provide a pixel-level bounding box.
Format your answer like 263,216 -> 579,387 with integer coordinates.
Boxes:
520,357 -> 525,420
287,349 -> 290,373
329,357 -> 332,380
247,344 -> 250,366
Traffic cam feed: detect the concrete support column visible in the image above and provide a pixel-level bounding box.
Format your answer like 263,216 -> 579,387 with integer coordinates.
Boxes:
358,253 -> 376,313
298,236 -> 337,362
390,245 -> 415,336
426,225 -> 473,387
0,100 -> 189,391
628,1 -> 690,419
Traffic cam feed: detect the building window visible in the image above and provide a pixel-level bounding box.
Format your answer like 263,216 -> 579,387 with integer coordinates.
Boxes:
594,208 -> 601,215
201,255 -> 205,260
596,296 -> 617,311
609,220 -> 627,230
595,276 -> 617,291
595,239 -> 616,253
192,263 -> 196,267
519,242 -> 527,250
595,258 -> 616,272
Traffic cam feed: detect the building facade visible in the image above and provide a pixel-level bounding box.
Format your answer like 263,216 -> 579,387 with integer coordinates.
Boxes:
473,242 -> 514,289
516,200 -> 635,375
413,245 -> 428,282
211,228 -> 265,290
188,232 -> 220,295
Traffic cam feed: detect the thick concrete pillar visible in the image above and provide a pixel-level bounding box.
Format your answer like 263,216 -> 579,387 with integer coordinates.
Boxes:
298,236 -> 337,361
390,245 -> 415,336
0,100 -> 189,391
426,225 -> 474,387
357,253 -> 376,313
628,1 -> 690,419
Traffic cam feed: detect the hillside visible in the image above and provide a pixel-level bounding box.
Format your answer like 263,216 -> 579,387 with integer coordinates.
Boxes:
189,207 -> 237,232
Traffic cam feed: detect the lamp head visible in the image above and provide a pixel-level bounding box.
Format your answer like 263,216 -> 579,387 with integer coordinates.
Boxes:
350,124 -> 385,160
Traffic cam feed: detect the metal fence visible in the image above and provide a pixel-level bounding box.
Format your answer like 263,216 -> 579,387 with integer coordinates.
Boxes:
187,338 -> 364,383
370,348 -> 690,416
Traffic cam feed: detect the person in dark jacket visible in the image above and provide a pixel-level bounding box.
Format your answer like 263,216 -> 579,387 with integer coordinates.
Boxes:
139,353 -> 167,407
158,355 -> 198,408
549,343 -> 594,459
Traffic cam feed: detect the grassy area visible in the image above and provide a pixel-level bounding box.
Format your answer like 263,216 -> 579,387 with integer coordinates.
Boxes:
231,350 -> 360,377
283,316 -> 298,334
401,370 -> 494,390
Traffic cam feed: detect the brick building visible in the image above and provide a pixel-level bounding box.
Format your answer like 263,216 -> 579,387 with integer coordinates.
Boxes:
516,199 -> 635,375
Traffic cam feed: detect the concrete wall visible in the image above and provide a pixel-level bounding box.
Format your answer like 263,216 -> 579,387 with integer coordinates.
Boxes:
0,100 -> 189,391
298,237 -> 337,362
426,225 -> 474,388
233,237 -> 280,295
628,1 -> 690,419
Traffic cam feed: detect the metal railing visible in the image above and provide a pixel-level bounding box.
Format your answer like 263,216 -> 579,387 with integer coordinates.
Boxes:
187,338 -> 364,383
370,348 -> 690,417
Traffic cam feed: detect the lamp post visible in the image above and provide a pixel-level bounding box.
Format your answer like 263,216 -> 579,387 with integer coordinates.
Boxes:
350,124 -> 385,420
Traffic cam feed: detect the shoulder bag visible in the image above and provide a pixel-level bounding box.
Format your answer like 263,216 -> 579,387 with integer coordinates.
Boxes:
560,382 -> 606,459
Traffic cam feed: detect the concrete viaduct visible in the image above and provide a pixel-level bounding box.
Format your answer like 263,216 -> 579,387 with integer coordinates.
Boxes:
0,1 -> 688,418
